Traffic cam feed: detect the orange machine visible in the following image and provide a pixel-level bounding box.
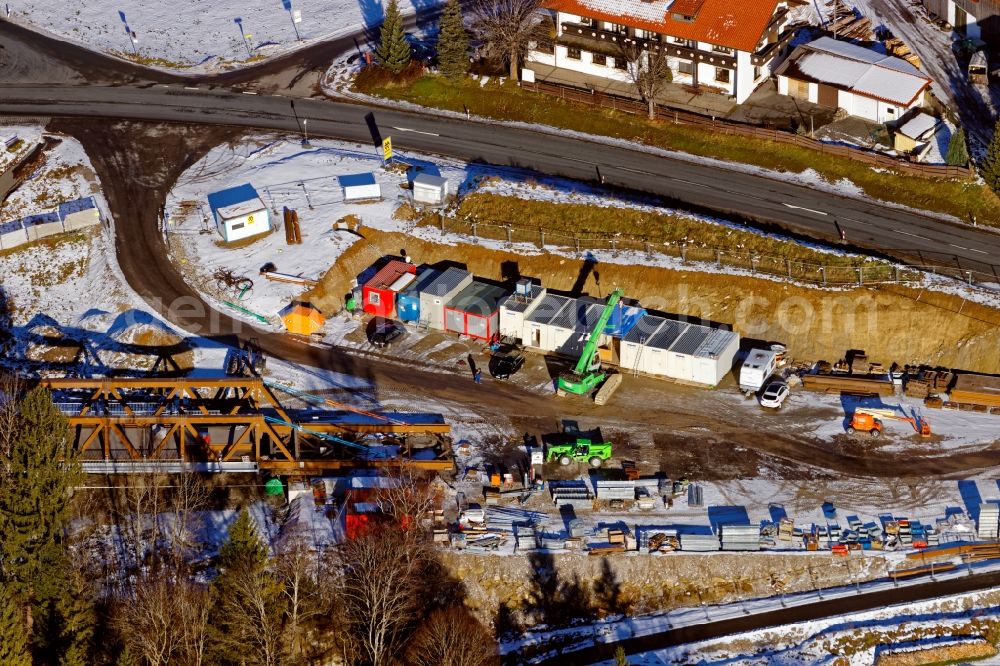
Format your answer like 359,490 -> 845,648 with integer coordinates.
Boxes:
847,407 -> 931,439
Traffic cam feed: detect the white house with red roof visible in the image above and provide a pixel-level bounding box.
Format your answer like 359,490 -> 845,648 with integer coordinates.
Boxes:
527,0 -> 801,103
774,37 -> 932,123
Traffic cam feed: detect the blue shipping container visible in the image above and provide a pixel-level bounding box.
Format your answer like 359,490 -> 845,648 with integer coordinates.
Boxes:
396,268 -> 440,322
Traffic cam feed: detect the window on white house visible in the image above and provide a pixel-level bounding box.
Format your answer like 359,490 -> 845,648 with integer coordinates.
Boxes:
580,16 -> 596,27
606,22 -> 628,35
369,292 -> 380,305
614,57 -> 627,70
593,53 -> 607,66
715,67 -> 731,84
886,107 -> 895,116
567,46 -> 582,60
754,65 -> 763,80
672,36 -> 695,48
677,61 -> 694,75
712,45 -> 734,55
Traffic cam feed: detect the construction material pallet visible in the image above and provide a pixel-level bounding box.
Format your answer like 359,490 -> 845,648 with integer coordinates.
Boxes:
802,373 -> 894,396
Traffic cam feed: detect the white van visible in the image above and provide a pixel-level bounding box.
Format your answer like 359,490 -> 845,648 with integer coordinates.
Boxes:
739,349 -> 777,393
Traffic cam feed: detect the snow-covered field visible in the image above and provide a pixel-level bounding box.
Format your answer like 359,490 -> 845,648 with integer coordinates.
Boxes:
0,125 -> 107,219
5,0 -> 437,73
598,587 -> 1000,666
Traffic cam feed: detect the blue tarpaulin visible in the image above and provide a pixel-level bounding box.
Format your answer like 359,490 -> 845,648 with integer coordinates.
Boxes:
605,303 -> 646,338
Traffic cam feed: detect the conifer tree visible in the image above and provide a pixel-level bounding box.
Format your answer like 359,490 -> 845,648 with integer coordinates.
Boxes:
0,582 -> 30,666
945,126 -> 969,166
208,509 -> 287,665
0,386 -> 81,595
0,387 -> 85,663
375,0 -> 412,75
53,563 -> 96,666
437,0 -> 470,81
983,119 -> 1000,192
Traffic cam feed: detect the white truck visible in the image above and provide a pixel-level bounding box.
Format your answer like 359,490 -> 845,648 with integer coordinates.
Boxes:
739,348 -> 777,393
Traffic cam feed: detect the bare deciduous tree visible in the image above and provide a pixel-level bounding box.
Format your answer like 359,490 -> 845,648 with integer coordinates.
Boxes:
620,39 -> 672,119
407,605 -> 499,666
333,526 -> 434,666
0,375 -> 23,475
176,582 -> 210,666
275,534 -> 326,660
373,468 -> 439,527
117,472 -> 166,575
471,0 -> 544,80
163,471 -> 210,566
115,578 -> 182,666
115,576 -> 210,666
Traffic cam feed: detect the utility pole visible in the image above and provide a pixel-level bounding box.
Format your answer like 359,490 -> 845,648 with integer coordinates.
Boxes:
234,17 -> 252,57
301,118 -> 312,148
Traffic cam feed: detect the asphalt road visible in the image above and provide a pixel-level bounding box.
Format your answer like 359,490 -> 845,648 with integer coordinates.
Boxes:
536,567 -> 1000,665
2,83 -> 999,278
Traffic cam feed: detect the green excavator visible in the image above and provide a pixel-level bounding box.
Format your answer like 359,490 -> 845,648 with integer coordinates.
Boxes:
556,288 -> 624,398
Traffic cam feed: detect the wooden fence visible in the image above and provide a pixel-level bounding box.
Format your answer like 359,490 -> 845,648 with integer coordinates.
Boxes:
522,80 -> 973,181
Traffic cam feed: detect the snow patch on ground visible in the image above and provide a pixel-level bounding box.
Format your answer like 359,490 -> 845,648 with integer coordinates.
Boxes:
606,587 -> 1000,666
0,127 -> 107,222
5,0 -> 441,74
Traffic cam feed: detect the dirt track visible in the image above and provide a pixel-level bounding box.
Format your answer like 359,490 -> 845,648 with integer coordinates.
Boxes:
44,119 -> 1000,481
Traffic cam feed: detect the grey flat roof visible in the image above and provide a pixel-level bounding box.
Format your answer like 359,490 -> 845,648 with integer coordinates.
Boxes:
647,319 -> 689,350
526,294 -> 572,325
422,266 -> 470,297
669,325 -> 713,356
623,315 -> 664,344
695,328 -> 738,359
403,267 -> 441,295
446,281 -> 508,316
550,298 -> 602,331
500,284 -> 545,313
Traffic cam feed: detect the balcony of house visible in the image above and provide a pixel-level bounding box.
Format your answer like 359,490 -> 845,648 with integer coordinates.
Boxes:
751,23 -> 801,65
559,20 -> 738,69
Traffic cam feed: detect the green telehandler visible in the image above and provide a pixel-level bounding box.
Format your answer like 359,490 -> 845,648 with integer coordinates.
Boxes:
546,439 -> 613,468
556,288 -> 624,399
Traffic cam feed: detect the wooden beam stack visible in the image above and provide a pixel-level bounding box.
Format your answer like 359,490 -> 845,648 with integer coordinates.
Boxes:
950,374 -> 1000,409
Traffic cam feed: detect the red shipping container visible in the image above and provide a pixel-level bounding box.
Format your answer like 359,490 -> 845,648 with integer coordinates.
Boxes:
362,260 -> 416,317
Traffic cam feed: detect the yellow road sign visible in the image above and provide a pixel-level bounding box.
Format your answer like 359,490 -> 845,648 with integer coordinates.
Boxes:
382,137 -> 392,162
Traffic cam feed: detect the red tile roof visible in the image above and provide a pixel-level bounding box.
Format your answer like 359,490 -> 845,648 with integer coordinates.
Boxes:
365,260 -> 416,290
547,0 -> 782,53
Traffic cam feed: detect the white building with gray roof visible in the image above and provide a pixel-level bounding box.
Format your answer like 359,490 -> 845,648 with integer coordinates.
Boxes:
620,314 -> 739,387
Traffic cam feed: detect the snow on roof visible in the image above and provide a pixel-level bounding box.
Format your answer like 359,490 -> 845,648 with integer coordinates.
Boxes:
574,0 -> 674,24
206,183 -> 265,220
338,172 -> 377,188
897,112 -> 939,140
777,36 -> 931,106
808,36 -> 922,75
413,172 -> 448,189
547,0 -> 781,52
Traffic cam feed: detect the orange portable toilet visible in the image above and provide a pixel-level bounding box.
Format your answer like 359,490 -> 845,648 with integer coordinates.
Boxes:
281,302 -> 325,335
